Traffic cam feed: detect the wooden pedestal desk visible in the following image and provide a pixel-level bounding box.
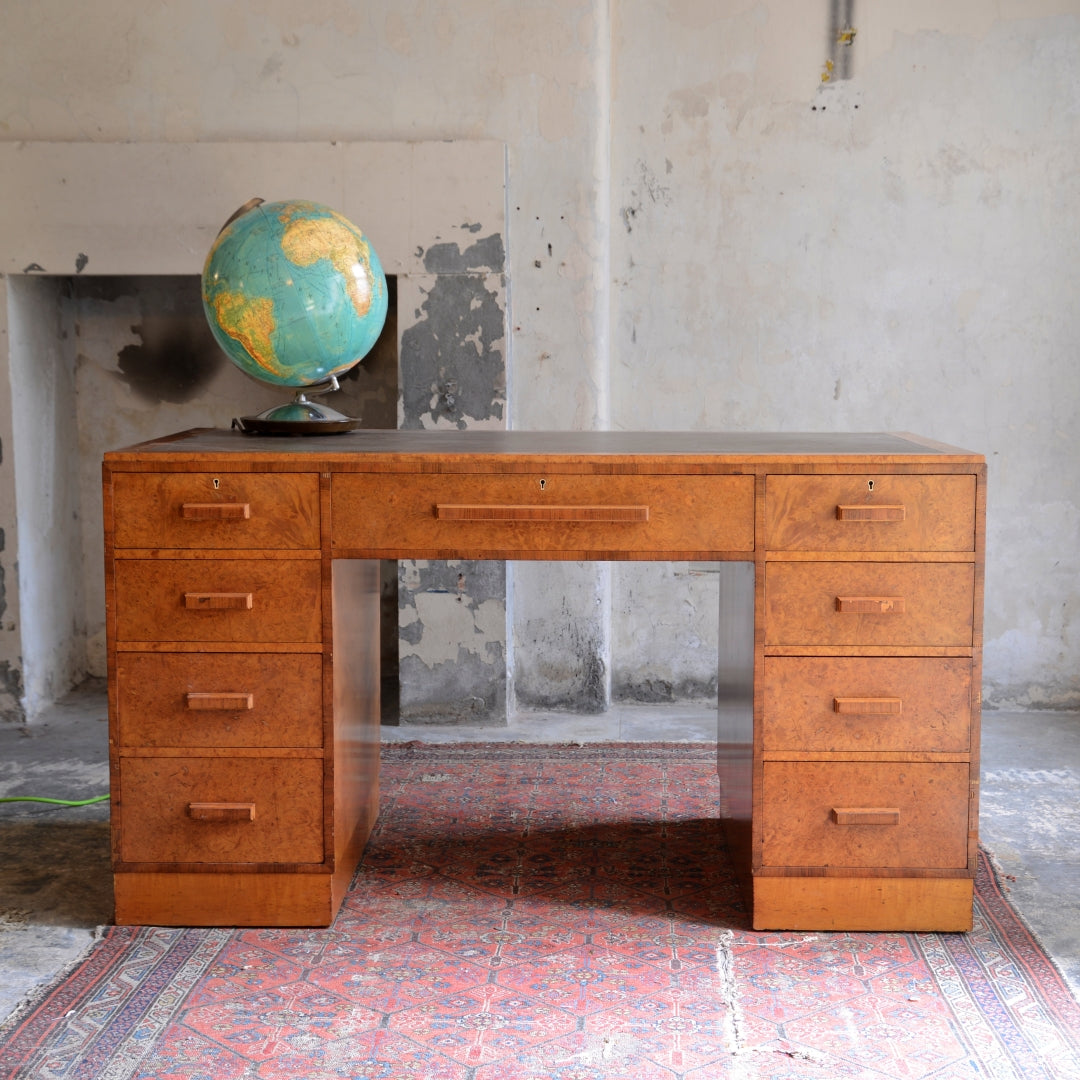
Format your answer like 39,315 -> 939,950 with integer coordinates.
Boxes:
103,429 -> 985,931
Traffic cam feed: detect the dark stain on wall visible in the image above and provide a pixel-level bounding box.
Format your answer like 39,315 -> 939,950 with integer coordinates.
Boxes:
400,272 -> 506,430
613,674 -> 718,704
116,325 -> 223,405
513,615 -> 609,715
71,276 -> 225,405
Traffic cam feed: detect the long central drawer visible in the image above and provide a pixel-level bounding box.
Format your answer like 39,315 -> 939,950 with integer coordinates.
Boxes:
331,473 -> 755,557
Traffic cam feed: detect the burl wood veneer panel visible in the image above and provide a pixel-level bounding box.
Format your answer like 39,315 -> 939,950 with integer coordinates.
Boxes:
115,653 -> 323,748
762,656 -> 972,753
760,760 -> 970,869
118,757 -> 324,864
764,562 -> 975,647
331,473 -> 755,557
111,472 -> 321,550
765,474 -> 976,552
113,559 -> 322,643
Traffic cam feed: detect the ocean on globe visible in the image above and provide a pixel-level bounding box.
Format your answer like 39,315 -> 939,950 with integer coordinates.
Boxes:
201,198 -> 388,389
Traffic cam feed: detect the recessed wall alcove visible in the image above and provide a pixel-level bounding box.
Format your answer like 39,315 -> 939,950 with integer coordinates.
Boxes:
0,141 -> 508,722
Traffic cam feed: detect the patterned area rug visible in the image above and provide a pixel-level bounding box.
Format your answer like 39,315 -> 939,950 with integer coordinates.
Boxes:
2,742 -> 1078,1079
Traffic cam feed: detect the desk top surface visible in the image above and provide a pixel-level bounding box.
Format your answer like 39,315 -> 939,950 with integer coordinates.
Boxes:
105,429 -> 983,467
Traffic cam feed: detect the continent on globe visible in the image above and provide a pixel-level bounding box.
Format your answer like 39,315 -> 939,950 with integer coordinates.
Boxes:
202,198 -> 388,389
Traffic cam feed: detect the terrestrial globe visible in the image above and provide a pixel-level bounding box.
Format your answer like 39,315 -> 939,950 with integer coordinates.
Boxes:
201,197 -> 388,433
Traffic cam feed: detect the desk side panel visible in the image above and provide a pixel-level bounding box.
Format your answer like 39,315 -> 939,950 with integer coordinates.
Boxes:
716,561 -> 756,894
329,557 -> 381,909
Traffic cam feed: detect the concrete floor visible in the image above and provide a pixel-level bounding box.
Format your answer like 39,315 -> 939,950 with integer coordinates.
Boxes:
1,680 -> 1077,1025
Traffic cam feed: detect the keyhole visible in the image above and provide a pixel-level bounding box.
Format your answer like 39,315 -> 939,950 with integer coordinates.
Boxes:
867,480 -> 874,492
213,478 -> 221,490
539,478 -> 547,491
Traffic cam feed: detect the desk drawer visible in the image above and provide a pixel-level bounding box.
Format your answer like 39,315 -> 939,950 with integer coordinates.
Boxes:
116,653 -> 323,748
114,559 -> 322,643
331,473 -> 755,557
765,474 -> 976,552
761,761 -> 970,869
118,757 -> 324,864
764,562 -> 975,647
762,657 -> 972,753
111,472 -> 320,550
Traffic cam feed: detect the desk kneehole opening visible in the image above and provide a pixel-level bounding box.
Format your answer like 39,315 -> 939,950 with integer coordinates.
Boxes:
832,808 -> 901,826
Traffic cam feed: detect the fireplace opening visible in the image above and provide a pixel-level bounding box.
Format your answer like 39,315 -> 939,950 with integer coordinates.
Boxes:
6,272 -> 400,721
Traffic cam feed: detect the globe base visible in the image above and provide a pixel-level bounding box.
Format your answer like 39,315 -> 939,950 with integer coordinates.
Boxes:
233,387 -> 361,436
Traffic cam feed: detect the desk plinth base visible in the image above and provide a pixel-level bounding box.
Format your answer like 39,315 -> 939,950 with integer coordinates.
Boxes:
752,875 -> 974,932
113,869 -> 353,928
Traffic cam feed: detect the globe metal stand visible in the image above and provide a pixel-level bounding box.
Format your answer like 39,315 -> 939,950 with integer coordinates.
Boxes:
232,376 -> 361,435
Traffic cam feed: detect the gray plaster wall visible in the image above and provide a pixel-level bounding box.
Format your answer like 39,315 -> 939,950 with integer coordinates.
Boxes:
0,1 -> 1078,713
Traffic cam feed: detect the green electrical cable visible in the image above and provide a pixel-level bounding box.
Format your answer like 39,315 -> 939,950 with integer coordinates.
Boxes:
0,794 -> 109,806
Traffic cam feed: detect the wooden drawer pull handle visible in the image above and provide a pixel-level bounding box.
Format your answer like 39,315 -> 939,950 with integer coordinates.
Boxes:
836,504 -> 906,522
181,502 -> 251,520
836,596 -> 905,614
186,692 -> 255,711
184,592 -> 253,610
435,504 -> 649,523
832,807 -> 900,826
188,802 -> 256,822
834,696 -> 902,716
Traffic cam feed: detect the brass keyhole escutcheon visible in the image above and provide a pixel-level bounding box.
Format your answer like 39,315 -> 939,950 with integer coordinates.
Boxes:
213,478 -> 221,490
867,479 -> 874,492
539,478 -> 547,491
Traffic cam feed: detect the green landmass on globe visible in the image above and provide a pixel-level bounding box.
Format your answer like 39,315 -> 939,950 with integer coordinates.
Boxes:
201,198 -> 388,389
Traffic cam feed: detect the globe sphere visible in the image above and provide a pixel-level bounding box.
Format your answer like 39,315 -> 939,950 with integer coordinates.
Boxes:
201,198 -> 388,389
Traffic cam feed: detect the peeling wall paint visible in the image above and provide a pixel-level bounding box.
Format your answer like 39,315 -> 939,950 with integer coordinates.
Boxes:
398,559 -> 507,723
396,228 -> 509,723
400,266 -> 506,431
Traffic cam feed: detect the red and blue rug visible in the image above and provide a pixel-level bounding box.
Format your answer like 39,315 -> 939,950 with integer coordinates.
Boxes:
2,742 -> 1078,1079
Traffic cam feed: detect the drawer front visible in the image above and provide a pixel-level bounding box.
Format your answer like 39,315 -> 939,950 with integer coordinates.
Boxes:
118,757 -> 324,864
765,474 -> 976,552
764,562 -> 975,647
111,472 -> 320,550
114,559 -> 322,643
762,657 -> 972,753
331,473 -> 755,557
116,653 -> 323,748
761,761 -> 970,869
